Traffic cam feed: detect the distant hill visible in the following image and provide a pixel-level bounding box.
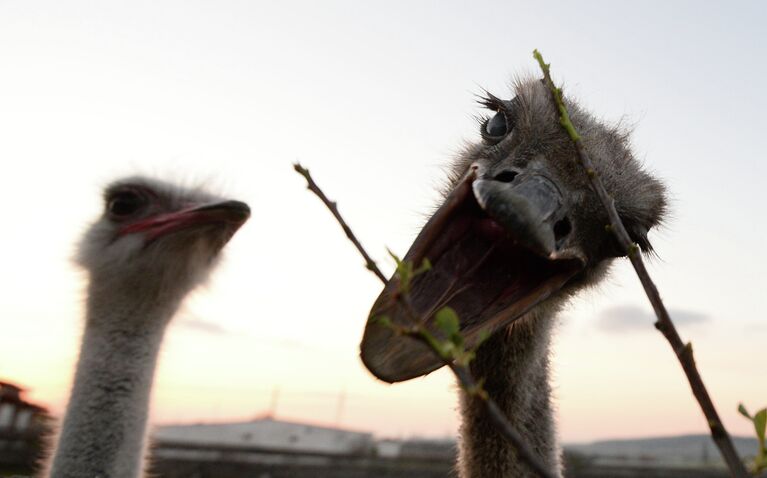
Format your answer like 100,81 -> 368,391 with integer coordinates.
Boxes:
564,434 -> 760,468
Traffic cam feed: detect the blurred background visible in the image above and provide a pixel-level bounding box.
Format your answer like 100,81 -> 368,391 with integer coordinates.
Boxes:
1,1 -> 765,476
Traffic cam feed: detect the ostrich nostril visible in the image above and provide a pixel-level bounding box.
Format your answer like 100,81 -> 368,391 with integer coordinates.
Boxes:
553,217 -> 572,244
494,171 -> 518,183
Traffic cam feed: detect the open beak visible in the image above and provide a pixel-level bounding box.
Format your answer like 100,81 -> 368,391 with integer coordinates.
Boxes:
360,167 -> 584,383
120,200 -> 250,241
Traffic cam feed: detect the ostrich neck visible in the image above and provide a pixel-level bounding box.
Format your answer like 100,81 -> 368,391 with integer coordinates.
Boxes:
48,283 -> 181,478
457,309 -> 561,478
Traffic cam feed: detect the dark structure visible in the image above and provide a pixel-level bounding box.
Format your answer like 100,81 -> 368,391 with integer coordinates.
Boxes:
0,380 -> 49,473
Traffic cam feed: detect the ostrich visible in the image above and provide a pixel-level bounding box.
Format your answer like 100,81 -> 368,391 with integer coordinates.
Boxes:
360,78 -> 666,477
45,177 -> 250,478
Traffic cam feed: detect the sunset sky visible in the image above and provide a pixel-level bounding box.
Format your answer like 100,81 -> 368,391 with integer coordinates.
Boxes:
0,1 -> 765,444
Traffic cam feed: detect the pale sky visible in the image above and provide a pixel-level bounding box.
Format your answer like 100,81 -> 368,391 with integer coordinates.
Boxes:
0,1 -> 765,444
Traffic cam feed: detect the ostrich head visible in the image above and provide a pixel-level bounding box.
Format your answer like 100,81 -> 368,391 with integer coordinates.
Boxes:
361,78 -> 666,382
76,176 -> 250,312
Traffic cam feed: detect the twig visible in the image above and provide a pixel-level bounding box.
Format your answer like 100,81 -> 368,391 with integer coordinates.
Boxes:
449,363 -> 556,478
294,164 -> 387,283
391,297 -> 555,478
533,49 -> 749,478
294,162 -> 557,478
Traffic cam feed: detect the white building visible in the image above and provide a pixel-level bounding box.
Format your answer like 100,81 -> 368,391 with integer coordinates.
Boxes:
153,416 -> 373,455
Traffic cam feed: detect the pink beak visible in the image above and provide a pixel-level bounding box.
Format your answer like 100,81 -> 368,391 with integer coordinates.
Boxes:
119,200 -> 250,241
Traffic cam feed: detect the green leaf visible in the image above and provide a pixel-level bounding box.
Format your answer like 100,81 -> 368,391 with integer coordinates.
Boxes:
418,328 -> 451,361
476,328 -> 491,347
387,251 -> 417,293
739,403 -> 767,472
450,332 -> 464,348
456,349 -> 475,367
386,248 -> 402,266
435,307 -> 460,337
754,408 -> 766,444
738,403 -> 752,419
371,315 -> 392,328
414,258 -> 432,275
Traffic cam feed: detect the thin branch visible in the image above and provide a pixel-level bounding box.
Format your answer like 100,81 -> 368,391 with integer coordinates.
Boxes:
389,299 -> 556,477
533,49 -> 749,478
294,163 -> 387,283
448,363 -> 556,478
294,162 -> 557,478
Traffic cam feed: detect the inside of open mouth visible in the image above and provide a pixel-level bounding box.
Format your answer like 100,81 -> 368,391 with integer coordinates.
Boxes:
405,191 -> 579,333
362,177 -> 583,382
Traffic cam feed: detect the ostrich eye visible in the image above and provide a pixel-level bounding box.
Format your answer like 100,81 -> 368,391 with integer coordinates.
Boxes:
108,191 -> 145,218
485,111 -> 507,137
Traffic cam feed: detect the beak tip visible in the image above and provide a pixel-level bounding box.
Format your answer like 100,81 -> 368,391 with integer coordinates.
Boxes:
471,180 -> 489,209
228,200 -> 251,222
360,318 -> 444,383
209,200 -> 251,226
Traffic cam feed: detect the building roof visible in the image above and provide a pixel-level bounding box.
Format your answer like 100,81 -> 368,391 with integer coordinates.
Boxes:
154,417 -> 373,455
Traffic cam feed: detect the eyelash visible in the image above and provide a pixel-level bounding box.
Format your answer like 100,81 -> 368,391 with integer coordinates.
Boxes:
477,92 -> 513,142
477,92 -> 508,113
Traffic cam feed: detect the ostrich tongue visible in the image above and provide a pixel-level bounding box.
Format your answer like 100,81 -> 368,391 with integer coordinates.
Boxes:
360,169 -> 584,383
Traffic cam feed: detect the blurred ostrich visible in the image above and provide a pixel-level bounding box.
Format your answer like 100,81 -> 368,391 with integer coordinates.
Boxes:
361,79 -> 667,477
46,177 -> 249,478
